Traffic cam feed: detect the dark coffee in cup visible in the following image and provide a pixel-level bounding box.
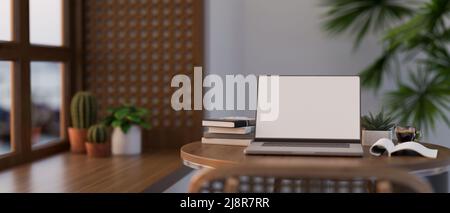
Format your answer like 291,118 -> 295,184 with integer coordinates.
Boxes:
395,126 -> 416,143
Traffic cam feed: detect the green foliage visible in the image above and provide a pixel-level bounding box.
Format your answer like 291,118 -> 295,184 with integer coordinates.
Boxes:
87,124 -> 108,144
322,0 -> 450,132
360,50 -> 395,89
322,0 -> 414,49
103,105 -> 151,134
70,92 -> 97,129
415,130 -> 422,142
386,71 -> 450,132
361,111 -> 395,131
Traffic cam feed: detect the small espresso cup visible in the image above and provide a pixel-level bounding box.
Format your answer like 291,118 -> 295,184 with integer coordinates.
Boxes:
395,126 -> 417,143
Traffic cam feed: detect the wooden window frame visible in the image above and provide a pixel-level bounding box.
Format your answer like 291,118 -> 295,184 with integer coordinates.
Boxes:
0,0 -> 82,170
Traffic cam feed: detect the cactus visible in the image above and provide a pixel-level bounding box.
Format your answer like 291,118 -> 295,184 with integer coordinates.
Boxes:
70,92 -> 97,129
87,124 -> 108,144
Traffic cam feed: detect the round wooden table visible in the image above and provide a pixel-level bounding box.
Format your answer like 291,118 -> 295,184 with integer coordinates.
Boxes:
181,142 -> 450,192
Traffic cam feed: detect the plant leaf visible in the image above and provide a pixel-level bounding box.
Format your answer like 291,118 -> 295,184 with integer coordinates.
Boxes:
121,122 -> 132,134
322,0 -> 414,49
114,108 -> 130,120
360,51 -> 394,89
361,110 -> 395,130
140,122 -> 151,130
136,108 -> 149,117
386,71 -> 450,132
127,114 -> 142,123
111,120 -> 122,128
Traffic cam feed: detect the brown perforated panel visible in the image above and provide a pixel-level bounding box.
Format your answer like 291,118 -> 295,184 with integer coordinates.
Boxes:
83,0 -> 203,148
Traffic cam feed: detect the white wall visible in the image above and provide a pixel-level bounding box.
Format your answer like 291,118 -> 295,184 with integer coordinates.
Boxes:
204,0 -> 247,117
205,0 -> 448,147
205,0 -> 244,77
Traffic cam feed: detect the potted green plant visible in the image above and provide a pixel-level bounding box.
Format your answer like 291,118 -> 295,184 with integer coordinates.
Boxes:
322,0 -> 450,133
361,111 -> 395,146
86,124 -> 110,158
69,92 -> 97,154
103,105 -> 150,155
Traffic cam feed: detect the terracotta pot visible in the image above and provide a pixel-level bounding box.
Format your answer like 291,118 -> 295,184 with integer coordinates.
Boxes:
68,128 -> 87,154
85,142 -> 111,158
31,127 -> 42,145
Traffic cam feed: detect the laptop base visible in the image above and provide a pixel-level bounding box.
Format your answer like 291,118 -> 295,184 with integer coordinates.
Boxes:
245,142 -> 364,157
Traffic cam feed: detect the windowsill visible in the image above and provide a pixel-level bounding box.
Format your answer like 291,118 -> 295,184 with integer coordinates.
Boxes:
0,149 -> 182,193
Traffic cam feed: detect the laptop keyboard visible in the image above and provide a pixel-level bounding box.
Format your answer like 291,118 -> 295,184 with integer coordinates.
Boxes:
262,142 -> 350,148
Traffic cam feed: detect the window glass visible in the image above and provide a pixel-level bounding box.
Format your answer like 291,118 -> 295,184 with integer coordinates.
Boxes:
29,0 -> 63,46
0,0 -> 12,41
0,61 -> 12,155
31,62 -> 62,148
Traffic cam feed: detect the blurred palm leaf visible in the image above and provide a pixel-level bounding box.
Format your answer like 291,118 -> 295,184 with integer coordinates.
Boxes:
389,44 -> 450,132
384,0 -> 450,51
421,46 -> 450,72
322,0 -> 414,49
386,71 -> 450,132
360,50 -> 395,89
322,0 -> 450,132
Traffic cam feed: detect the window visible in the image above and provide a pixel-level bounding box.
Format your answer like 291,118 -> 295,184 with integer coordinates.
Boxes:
31,62 -> 62,148
0,61 -> 11,155
0,0 -> 77,169
29,0 -> 63,46
0,0 -> 12,41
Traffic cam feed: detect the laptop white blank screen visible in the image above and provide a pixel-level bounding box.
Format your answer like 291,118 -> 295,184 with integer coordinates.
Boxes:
256,76 -> 360,140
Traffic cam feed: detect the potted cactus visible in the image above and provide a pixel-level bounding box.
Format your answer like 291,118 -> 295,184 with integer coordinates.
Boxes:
86,124 -> 110,158
361,111 -> 395,146
68,92 -> 97,153
103,105 -> 150,155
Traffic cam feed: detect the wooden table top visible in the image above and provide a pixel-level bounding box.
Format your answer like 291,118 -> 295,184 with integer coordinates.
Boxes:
181,142 -> 450,175
0,150 -> 181,193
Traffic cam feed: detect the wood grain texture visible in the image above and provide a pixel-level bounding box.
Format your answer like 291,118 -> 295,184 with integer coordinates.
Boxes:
0,150 -> 181,193
181,142 -> 450,172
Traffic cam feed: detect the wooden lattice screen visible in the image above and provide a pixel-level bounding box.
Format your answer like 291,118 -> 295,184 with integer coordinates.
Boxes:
83,0 -> 203,149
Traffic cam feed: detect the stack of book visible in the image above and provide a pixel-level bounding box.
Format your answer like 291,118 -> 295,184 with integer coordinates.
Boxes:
201,118 -> 255,146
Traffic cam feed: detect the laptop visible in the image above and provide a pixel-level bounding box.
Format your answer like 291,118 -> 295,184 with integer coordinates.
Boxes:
245,76 -> 364,157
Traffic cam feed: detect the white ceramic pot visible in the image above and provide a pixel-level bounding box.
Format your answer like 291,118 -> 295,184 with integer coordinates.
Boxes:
112,125 -> 142,155
362,130 -> 392,146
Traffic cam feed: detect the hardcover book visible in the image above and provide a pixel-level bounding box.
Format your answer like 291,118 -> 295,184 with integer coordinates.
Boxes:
201,138 -> 253,147
202,118 -> 256,128
207,126 -> 255,135
203,132 -> 255,140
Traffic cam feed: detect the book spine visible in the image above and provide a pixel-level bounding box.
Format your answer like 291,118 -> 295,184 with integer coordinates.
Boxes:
203,133 -> 254,139
202,120 -> 255,128
201,138 -> 251,146
207,127 -> 255,135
